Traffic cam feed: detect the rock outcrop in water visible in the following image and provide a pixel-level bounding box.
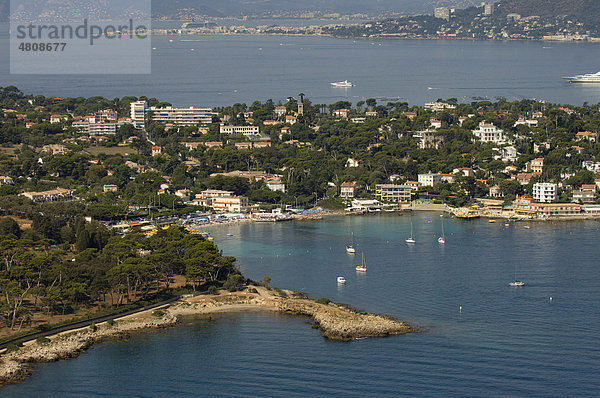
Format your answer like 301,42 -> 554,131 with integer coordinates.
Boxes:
1,286 -> 418,387
276,299 -> 418,340
171,287 -> 419,341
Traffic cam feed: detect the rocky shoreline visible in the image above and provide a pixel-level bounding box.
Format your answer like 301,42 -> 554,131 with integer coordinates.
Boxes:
0,313 -> 178,387
277,299 -> 418,340
0,286 -> 418,387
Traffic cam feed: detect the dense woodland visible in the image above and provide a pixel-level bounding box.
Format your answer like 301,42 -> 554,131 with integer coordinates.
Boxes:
0,218 -> 240,333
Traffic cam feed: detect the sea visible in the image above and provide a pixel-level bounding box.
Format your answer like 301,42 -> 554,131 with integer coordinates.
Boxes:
2,213 -> 600,397
1,22 -> 600,107
2,25 -> 600,396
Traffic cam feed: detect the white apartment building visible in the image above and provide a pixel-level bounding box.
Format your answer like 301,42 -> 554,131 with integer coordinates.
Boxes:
472,121 -> 507,144
130,100 -> 147,128
130,101 -> 214,128
151,106 -> 213,126
220,125 -> 260,136
418,173 -> 443,187
73,121 -> 119,135
212,196 -> 250,213
375,184 -> 413,202
533,183 -> 559,203
195,189 -> 250,213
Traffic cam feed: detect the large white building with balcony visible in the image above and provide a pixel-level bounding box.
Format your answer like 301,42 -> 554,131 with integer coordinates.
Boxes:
130,101 -> 214,128
472,121 -> 507,144
195,189 -> 250,213
130,100 -> 147,128
375,184 -> 413,202
533,183 -> 559,203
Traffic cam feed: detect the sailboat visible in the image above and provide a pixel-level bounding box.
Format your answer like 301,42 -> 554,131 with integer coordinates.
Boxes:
509,264 -> 525,287
405,220 -> 416,244
355,252 -> 367,272
438,217 -> 446,245
346,232 -> 356,254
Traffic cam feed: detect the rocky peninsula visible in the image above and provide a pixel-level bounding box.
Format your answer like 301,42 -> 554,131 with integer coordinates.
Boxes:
1,286 -> 418,387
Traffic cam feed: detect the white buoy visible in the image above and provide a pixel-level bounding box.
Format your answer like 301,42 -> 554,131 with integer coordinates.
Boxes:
550,297 -> 553,302
459,306 -> 462,312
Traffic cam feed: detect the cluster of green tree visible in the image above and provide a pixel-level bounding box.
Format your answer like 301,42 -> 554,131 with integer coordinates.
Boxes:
4,86 -> 600,210
0,86 -> 164,146
0,220 -> 241,332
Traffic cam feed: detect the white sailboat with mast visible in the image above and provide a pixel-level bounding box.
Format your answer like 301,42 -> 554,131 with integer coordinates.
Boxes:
509,264 -> 525,287
438,216 -> 446,244
346,232 -> 356,254
355,252 -> 367,272
405,220 -> 416,244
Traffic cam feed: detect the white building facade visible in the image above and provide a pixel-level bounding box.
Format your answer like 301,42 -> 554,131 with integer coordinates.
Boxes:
130,101 -> 214,128
472,122 -> 507,144
418,173 -> 443,187
533,183 -> 559,203
220,125 -> 260,136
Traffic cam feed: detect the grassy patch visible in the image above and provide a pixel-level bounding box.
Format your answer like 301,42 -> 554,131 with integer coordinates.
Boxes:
318,198 -> 346,210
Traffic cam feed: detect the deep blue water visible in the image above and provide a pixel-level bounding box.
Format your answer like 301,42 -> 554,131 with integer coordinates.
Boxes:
2,23 -> 600,106
3,214 -> 600,397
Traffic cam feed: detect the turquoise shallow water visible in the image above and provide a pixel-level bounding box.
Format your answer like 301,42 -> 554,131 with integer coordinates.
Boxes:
3,213 -> 600,397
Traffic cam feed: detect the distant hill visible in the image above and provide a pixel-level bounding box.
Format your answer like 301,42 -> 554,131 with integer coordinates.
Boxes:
0,0 -> 490,21
497,0 -> 600,26
149,0 -> 487,18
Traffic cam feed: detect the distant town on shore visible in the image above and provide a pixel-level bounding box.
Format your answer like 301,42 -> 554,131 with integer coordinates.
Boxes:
152,1 -> 600,42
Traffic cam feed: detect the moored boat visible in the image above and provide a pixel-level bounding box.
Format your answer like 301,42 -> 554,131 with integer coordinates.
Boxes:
346,232 -> 356,254
509,264 -> 525,287
355,252 -> 367,272
406,220 -> 416,244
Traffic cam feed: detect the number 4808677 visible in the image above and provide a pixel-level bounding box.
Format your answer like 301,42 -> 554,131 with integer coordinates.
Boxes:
18,43 -> 67,51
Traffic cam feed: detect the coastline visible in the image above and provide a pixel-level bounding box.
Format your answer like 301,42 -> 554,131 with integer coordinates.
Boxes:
150,30 -> 600,44
0,286 -> 417,387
